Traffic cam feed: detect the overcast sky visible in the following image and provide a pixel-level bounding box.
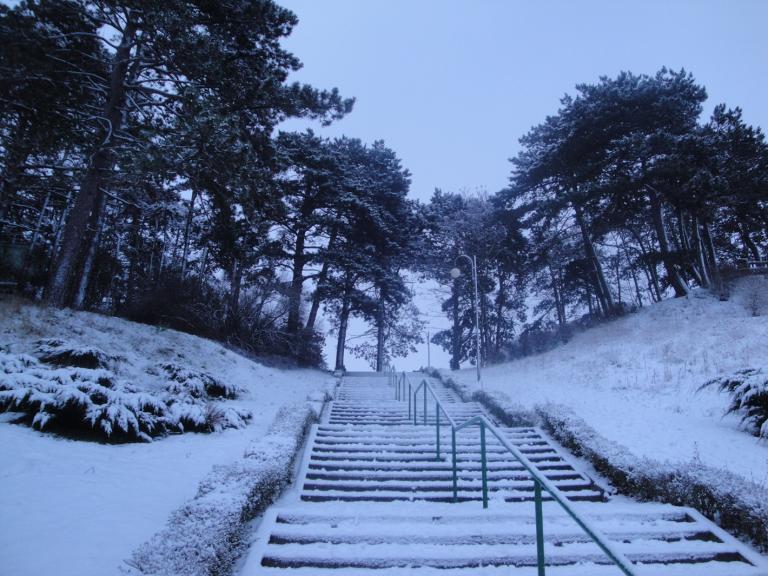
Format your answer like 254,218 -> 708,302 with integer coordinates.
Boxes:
280,0 -> 768,204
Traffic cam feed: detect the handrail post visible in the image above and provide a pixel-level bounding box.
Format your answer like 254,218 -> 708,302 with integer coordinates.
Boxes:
480,421 -> 488,509
408,382 -> 411,419
413,387 -> 418,425
451,428 -> 458,502
435,401 -> 440,461
535,480 -> 546,576
423,384 -> 427,425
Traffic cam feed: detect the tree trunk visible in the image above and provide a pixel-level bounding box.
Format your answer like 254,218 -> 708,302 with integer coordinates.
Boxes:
677,207 -> 693,254
180,187 -> 198,277
573,203 -> 614,316
549,264 -> 567,340
690,216 -> 711,288
679,208 -> 706,286
334,293 -> 351,372
124,208 -> 142,307
51,190 -> 72,268
739,226 -> 761,260
46,17 -> 137,307
23,190 -> 51,278
227,257 -> 242,331
287,227 -> 307,334
0,117 -> 32,226
701,221 -> 721,291
450,277 -> 461,370
375,299 -> 385,372
479,284 -> 489,363
628,227 -> 662,303
648,188 -> 689,297
72,192 -> 107,309
306,227 -> 338,332
620,234 -> 644,308
197,244 -> 209,290
494,267 -> 507,356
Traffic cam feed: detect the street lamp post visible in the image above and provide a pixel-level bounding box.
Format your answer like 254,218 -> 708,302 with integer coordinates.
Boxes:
450,254 -> 482,386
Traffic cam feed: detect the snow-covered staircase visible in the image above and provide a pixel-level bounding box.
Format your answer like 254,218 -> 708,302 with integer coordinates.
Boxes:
242,373 -> 768,575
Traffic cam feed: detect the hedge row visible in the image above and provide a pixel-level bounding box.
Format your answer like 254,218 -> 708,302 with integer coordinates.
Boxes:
122,385 -> 335,576
427,369 -> 768,552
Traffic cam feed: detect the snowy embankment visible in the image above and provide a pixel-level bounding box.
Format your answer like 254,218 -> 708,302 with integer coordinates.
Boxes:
0,299 -> 335,576
439,283 -> 768,549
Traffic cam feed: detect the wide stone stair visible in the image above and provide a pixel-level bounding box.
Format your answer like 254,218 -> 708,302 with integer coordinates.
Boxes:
242,373 -> 768,575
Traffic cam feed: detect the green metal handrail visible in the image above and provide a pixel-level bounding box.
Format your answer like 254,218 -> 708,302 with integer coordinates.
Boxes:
411,378 -> 457,462
391,370 -> 419,424
404,374 -> 637,576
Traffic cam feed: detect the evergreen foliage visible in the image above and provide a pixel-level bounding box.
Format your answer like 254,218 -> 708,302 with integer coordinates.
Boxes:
0,349 -> 250,442
0,1 -> 425,368
701,368 -> 768,439
2,1 -> 766,372
419,68 -> 767,366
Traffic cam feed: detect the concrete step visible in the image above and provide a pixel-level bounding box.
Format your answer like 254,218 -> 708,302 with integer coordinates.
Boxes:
250,502 -> 766,575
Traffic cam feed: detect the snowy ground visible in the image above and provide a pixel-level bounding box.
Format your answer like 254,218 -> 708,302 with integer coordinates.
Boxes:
446,286 -> 768,488
0,299 -> 333,576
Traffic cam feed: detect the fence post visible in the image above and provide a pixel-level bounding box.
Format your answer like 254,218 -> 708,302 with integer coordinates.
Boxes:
435,402 -> 440,460
408,382 -> 412,419
452,428 -> 458,502
535,480 -> 546,576
480,421 -> 488,509
413,386 -> 418,425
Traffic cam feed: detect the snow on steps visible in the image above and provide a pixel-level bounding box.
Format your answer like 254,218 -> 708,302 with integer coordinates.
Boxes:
303,424 -> 603,503
254,503 -> 766,574
242,373 -> 768,575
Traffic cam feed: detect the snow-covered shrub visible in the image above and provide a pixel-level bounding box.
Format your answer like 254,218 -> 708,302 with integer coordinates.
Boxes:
159,362 -> 239,399
426,368 -> 768,551
124,400 -> 326,576
427,368 -> 537,426
35,338 -> 115,369
477,397 -> 768,552
0,352 -> 251,442
701,368 -> 768,438
537,403 -> 768,551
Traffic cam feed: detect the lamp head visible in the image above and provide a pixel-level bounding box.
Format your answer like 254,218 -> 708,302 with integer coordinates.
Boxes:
450,267 -> 461,279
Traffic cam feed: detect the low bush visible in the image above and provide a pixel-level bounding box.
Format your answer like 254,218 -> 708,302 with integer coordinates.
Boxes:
35,338 -> 116,369
428,369 -> 768,552
0,351 -> 251,442
123,386 -> 334,576
539,403 -> 768,552
700,368 -> 768,439
159,362 -> 240,400
424,367 -> 537,427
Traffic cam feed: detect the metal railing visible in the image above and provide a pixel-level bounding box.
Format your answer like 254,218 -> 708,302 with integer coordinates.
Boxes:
388,369 -> 637,576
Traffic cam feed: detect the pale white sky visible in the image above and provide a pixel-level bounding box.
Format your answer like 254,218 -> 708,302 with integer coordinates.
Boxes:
280,0 -> 768,203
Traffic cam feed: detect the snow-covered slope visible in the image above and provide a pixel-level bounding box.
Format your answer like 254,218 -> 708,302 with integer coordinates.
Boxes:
447,285 -> 768,488
0,299 -> 334,576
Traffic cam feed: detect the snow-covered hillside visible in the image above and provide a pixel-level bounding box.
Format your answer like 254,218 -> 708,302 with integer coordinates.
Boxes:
447,284 -> 768,488
0,299 -> 334,576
